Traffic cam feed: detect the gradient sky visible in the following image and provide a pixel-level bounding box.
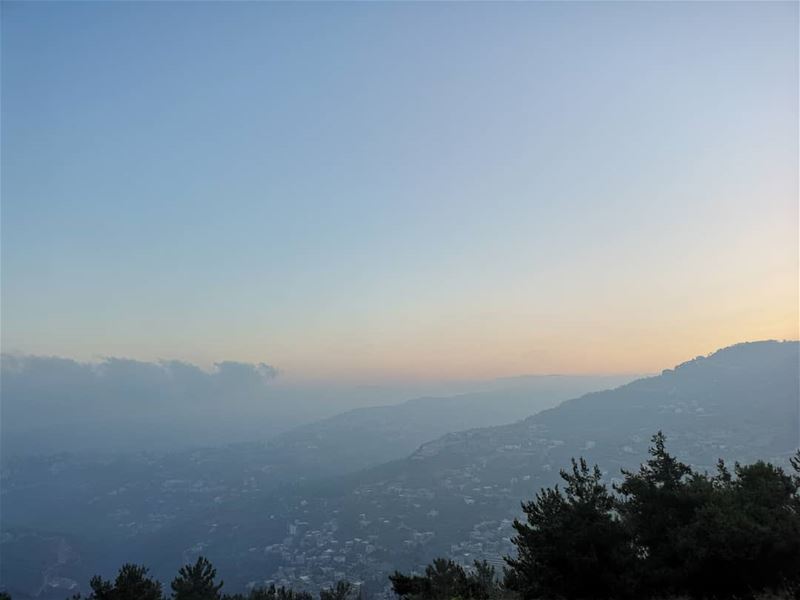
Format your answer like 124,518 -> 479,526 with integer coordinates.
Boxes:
2,1 -> 797,382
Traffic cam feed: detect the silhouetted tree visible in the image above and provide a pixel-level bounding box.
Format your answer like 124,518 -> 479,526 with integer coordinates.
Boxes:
468,561 -> 499,600
612,433 -> 800,598
614,431 -> 698,595
172,557 -> 224,600
504,457 -> 635,600
391,559 -> 467,600
74,563 -> 164,600
319,582 -> 357,600
501,432 -> 800,599
642,457 -> 800,599
391,558 -> 503,600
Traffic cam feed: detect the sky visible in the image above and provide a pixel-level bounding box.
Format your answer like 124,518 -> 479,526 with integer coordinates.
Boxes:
2,1 -> 798,382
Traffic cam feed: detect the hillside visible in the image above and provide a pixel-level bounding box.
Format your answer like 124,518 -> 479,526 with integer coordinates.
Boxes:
0,375 -> 632,599
164,341 -> 798,595
2,342 -> 796,598
249,374 -> 637,482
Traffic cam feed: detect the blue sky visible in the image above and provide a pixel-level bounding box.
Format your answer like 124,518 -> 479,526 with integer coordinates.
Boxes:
2,2 -> 797,381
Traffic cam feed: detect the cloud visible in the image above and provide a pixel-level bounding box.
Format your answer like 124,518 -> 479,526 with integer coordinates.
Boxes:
213,360 -> 279,386
0,354 -> 282,455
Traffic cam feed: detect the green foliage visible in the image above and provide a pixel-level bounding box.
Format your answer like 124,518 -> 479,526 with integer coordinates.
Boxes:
171,557 -> 224,600
320,582 -> 357,600
0,592 -> 11,600
614,431 -> 704,595
676,459 -> 800,598
69,560 -> 319,600
390,558 -> 504,600
501,432 -> 800,600
72,563 -> 164,600
614,433 -> 800,598
504,457 -> 636,600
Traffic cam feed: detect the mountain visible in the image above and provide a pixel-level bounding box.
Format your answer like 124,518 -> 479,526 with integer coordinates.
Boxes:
0,375 -> 633,599
2,341 -> 797,598
245,374 -> 638,483
144,341 -> 797,596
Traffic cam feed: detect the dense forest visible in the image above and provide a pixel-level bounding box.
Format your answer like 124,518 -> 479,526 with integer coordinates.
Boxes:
2,434 -> 796,600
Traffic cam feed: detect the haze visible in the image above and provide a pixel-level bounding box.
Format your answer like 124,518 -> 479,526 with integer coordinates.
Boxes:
2,3 -> 800,599
2,1 -> 797,384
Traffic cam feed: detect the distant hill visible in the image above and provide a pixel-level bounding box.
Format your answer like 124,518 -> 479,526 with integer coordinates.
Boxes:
407,340 -> 799,476
0,354 -> 635,459
2,342 -> 797,598
157,341 -> 797,595
248,374 -> 638,483
0,374 -> 633,599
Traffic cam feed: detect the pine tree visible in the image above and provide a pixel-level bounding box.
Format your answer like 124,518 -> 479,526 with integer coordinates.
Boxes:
391,559 -> 502,600
171,557 -> 224,600
84,564 -> 164,600
680,459 -> 800,597
319,581 -> 356,600
615,431 -> 705,595
390,558 -> 468,600
504,457 -> 635,600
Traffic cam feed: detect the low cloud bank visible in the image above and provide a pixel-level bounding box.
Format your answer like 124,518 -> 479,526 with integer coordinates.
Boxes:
1,355 -> 286,456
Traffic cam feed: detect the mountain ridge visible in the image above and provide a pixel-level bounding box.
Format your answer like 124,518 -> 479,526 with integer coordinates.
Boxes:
2,341 -> 797,599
